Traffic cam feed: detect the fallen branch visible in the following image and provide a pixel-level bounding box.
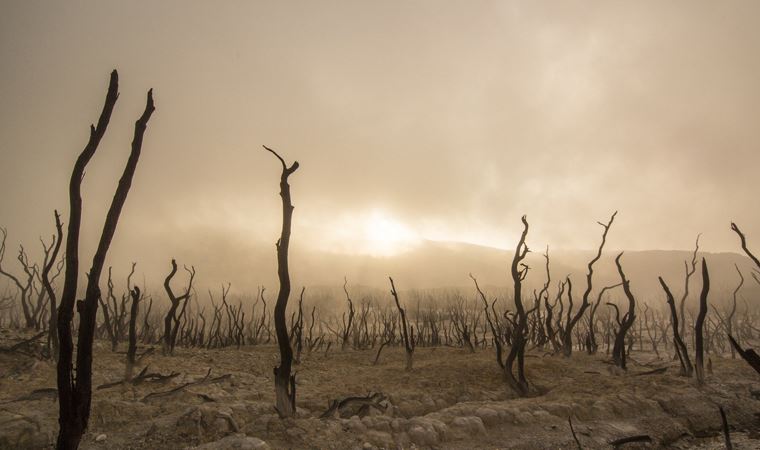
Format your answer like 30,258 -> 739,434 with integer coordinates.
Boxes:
96,365 -> 180,390
141,368 -> 231,402
0,388 -> 57,404
633,367 -> 668,376
610,435 -> 651,447
0,332 -> 47,358
321,392 -> 388,419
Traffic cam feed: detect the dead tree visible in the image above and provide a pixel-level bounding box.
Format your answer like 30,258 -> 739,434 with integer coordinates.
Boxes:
99,267 -> 128,351
694,258 -> 710,384
727,335 -> 760,376
390,277 -> 415,370
162,259 -> 196,355
715,265 -> 743,359
504,215 -> 530,396
292,287 -> 305,362
0,230 -> 37,328
341,277 -> 355,350
264,145 -> 299,418
41,211 -> 64,360
731,223 -> 760,273
659,277 -> 692,376
611,252 -> 636,370
586,283 -> 622,355
563,212 -> 616,357
56,70 -> 154,450
679,235 -> 700,339
125,286 -> 142,380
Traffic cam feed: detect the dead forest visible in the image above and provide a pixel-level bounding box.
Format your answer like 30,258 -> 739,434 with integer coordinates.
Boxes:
3,72 -> 760,449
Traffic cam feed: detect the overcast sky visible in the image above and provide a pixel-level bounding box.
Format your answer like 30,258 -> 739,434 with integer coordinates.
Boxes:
2,1 -> 759,284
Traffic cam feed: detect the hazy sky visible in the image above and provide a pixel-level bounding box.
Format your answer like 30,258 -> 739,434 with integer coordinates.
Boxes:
2,1 -> 760,286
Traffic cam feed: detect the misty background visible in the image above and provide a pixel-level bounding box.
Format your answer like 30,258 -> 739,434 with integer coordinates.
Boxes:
1,1 -> 759,298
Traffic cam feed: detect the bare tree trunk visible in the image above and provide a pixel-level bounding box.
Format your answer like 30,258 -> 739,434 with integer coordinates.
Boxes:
264,145 -> 299,418
611,253 -> 636,370
679,235 -> 700,338
731,223 -> 760,271
41,211 -> 63,361
341,277 -> 355,351
390,277 -> 414,370
163,259 -> 195,355
56,71 -> 154,450
125,286 -> 141,380
694,258 -> 710,384
659,277 -> 692,377
563,212 -> 616,357
504,216 -> 530,396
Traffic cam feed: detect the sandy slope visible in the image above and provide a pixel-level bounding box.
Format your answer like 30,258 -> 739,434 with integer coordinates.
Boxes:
2,333 -> 760,449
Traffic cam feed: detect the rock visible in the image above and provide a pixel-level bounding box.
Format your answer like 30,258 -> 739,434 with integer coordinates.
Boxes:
514,411 -> 533,425
346,416 -> 367,433
390,418 -> 408,432
450,416 -> 486,436
195,433 -> 270,449
95,433 -> 107,442
474,407 -> 499,426
369,416 -> 392,433
408,424 -> 439,446
175,405 -> 241,439
0,411 -> 51,449
363,430 -> 394,447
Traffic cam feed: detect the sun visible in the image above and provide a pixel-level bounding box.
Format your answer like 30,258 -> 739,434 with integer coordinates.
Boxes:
309,208 -> 421,256
362,210 -> 419,256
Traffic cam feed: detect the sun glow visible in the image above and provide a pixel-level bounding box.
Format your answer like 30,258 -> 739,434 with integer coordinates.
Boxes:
313,209 -> 420,256
362,210 -> 419,256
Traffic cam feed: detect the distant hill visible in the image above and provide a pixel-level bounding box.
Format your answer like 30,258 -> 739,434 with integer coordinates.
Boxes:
104,229 -> 758,305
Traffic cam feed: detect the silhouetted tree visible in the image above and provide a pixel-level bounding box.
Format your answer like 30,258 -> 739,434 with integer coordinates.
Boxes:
341,277 -> 355,351
564,212 -> 616,357
610,252 -> 636,370
41,211 -> 63,360
264,145 -> 299,418
125,286 -> 142,379
56,70 -> 154,450
390,277 -> 415,370
659,276 -> 693,377
694,258 -> 710,384
162,259 -> 196,355
678,235 -> 700,339
0,229 -> 37,328
504,215 -> 530,396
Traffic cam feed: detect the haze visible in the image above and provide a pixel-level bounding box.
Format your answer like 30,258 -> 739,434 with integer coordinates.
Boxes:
1,1 -> 759,291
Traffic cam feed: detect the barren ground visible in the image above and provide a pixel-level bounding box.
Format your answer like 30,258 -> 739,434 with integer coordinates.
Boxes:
2,330 -> 760,449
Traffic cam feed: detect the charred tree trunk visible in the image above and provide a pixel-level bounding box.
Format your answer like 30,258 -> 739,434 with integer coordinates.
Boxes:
659,277 -> 693,377
390,277 -> 414,370
679,236 -> 700,339
504,216 -> 530,396
731,223 -> 760,271
564,212 -> 616,357
694,258 -> 710,384
56,70 -> 154,450
612,253 -> 636,370
264,145 -> 299,418
163,259 -> 195,355
125,286 -> 141,380
42,211 -> 63,361
341,277 -> 355,351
